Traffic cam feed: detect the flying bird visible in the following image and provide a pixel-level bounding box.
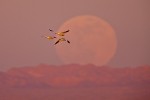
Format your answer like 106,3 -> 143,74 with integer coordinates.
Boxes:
41,35 -> 56,40
55,30 -> 70,36
54,38 -> 70,45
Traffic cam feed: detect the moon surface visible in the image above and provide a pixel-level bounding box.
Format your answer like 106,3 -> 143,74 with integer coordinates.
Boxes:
55,15 -> 117,66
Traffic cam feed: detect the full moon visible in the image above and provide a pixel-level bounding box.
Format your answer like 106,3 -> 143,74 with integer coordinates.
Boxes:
55,15 -> 117,66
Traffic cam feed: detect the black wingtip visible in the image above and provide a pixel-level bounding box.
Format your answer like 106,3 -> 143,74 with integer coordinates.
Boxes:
67,40 -> 70,43
49,29 -> 53,31
54,41 -> 59,45
54,42 -> 57,45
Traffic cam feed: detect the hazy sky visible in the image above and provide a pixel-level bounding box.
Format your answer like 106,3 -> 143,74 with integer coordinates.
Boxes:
0,0 -> 150,70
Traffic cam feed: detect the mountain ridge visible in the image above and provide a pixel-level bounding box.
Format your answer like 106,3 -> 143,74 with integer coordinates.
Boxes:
0,64 -> 150,88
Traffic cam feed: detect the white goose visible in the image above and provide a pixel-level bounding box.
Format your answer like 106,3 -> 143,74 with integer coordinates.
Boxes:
54,38 -> 70,45
41,35 -> 56,40
49,29 -> 70,36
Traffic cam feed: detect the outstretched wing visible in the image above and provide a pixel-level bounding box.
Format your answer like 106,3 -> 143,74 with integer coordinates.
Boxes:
54,39 -> 60,45
41,35 -> 48,39
62,30 -> 70,33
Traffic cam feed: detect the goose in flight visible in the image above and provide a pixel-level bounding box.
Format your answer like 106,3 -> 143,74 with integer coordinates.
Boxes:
49,29 -> 70,36
54,38 -> 70,45
41,35 -> 56,40
55,30 -> 69,36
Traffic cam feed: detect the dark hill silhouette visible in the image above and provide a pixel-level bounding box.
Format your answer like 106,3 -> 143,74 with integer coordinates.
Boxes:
0,64 -> 150,88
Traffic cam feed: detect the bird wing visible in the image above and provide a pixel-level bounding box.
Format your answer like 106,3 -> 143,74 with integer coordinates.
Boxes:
54,39 -> 60,45
62,30 -> 70,33
41,35 -> 48,39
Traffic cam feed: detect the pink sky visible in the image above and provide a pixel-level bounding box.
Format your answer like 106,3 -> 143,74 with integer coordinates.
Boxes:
0,0 -> 150,70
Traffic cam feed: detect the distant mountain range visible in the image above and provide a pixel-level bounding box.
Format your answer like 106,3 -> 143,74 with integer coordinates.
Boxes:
0,64 -> 150,88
